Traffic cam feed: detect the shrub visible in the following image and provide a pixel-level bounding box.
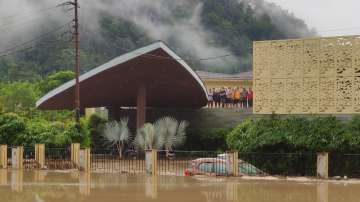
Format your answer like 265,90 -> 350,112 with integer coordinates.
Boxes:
64,118 -> 91,147
15,120 -> 68,146
226,116 -> 357,153
185,127 -> 232,151
0,113 -> 26,145
88,114 -> 107,149
226,119 -> 253,152
306,117 -> 345,152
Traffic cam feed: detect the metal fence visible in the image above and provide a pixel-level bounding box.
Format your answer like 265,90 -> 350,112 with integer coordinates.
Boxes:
23,147 -> 36,169
157,150 -> 225,176
45,147 -> 73,169
3,146 -> 360,178
329,153 -> 360,178
239,152 -> 317,177
155,151 -> 318,177
7,146 -> 12,168
91,149 -> 145,174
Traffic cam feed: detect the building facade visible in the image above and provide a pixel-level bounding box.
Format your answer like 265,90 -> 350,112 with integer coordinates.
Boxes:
196,71 -> 253,90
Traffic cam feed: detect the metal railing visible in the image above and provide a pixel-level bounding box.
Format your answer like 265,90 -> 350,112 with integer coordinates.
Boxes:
91,149 -> 145,174
157,150 -> 225,176
2,145 -> 360,179
23,147 -> 36,169
239,152 -> 317,177
45,147 -> 73,170
329,153 -> 360,178
7,146 -> 12,167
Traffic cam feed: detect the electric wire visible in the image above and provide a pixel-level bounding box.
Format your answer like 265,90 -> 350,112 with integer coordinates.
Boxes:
0,32 -> 73,59
0,2 -> 68,22
0,21 -> 73,57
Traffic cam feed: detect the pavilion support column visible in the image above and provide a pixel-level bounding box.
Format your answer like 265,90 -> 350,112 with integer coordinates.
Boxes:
137,84 -> 146,129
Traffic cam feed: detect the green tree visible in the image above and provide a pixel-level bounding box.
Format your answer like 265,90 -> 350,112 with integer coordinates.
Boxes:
0,82 -> 39,112
88,114 -> 108,149
0,113 -> 26,145
38,70 -> 75,94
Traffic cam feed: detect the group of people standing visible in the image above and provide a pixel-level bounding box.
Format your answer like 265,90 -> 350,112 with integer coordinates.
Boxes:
207,87 -> 253,108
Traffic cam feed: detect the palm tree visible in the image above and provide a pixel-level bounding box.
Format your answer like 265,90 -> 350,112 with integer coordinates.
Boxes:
134,123 -> 163,150
102,118 -> 130,159
155,117 -> 188,156
134,117 -> 188,153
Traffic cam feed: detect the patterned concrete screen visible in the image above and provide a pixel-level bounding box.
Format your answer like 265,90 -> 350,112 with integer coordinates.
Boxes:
253,35 -> 360,114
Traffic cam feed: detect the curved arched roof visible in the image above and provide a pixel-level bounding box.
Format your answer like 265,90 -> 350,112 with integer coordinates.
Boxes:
36,41 -> 208,110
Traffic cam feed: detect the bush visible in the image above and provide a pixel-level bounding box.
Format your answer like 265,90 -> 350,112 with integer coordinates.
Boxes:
185,127 -> 232,151
0,113 -> 26,145
227,116 -> 360,153
88,114 -> 107,149
0,112 -> 91,147
64,118 -> 91,147
16,121 -> 70,146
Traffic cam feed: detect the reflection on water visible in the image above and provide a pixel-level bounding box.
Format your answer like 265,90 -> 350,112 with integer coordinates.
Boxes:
11,170 -> 23,192
0,169 -> 7,185
0,170 -> 359,202
317,182 -> 328,202
145,175 -> 158,199
79,172 -> 91,196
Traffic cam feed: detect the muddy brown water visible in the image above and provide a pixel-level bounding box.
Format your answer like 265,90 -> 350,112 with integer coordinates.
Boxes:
0,170 -> 359,202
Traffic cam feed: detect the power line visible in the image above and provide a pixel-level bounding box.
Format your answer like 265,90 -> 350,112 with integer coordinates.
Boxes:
0,32 -> 73,59
1,2 -> 68,21
0,21 -> 73,56
0,12 -> 72,32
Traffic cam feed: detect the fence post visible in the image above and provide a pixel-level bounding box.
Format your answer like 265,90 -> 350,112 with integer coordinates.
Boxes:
233,151 -> 239,176
71,143 -> 80,168
0,145 -> 7,169
145,149 -> 157,175
145,150 -> 151,174
152,150 -> 157,176
79,148 -> 91,172
12,146 -> 23,169
317,152 -> 329,179
226,151 -> 239,176
35,144 -> 45,169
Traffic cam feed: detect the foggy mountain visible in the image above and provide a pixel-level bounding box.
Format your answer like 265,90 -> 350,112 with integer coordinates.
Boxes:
0,0 -> 315,81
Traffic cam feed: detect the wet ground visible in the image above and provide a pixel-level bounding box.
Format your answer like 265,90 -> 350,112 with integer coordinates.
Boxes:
0,170 -> 359,202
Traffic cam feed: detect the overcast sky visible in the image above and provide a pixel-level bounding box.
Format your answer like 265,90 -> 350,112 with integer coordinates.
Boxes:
265,0 -> 360,37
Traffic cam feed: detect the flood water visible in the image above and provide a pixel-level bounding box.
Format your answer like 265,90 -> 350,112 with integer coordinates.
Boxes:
0,170 -> 359,202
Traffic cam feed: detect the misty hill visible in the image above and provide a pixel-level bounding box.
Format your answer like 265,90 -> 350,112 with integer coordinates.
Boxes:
0,0 -> 315,81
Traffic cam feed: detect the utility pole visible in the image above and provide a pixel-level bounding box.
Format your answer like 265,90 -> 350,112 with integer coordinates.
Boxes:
73,0 -> 80,124
65,0 -> 81,124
